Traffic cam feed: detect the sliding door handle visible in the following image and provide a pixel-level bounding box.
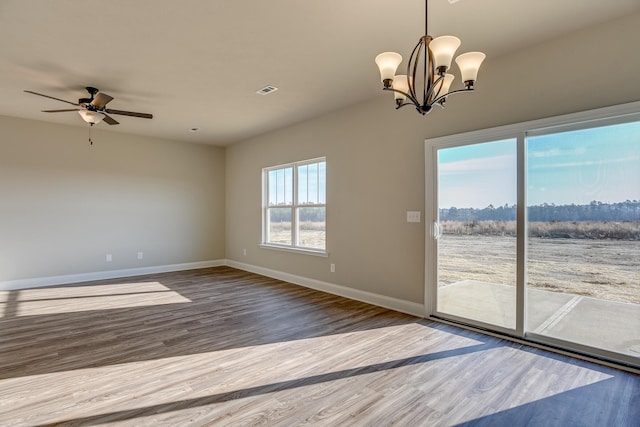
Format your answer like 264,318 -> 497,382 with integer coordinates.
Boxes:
433,222 -> 443,240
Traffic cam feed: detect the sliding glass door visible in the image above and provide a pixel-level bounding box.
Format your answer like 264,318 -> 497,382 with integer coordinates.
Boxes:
435,139 -> 517,331
525,122 -> 640,359
426,107 -> 640,367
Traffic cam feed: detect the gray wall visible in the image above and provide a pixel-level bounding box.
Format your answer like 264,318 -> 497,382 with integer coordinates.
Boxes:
225,12 -> 640,305
0,116 -> 226,281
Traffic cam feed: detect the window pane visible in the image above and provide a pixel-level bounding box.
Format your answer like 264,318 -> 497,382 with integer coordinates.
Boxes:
437,139 -> 517,329
319,161 -> 326,204
268,208 -> 292,245
297,207 -> 325,250
268,170 -> 277,206
307,163 -> 319,204
275,169 -> 284,205
298,165 -> 308,205
284,167 -> 293,205
526,121 -> 640,357
272,167 -> 293,206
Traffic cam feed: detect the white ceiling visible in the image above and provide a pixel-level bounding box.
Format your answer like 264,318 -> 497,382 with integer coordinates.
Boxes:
1,0 -> 638,146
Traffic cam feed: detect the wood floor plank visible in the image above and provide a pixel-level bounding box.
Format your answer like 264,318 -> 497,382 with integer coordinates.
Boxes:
0,266 -> 638,426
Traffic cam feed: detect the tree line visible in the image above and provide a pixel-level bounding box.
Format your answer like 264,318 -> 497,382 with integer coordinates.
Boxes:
269,206 -> 325,223
440,200 -> 640,222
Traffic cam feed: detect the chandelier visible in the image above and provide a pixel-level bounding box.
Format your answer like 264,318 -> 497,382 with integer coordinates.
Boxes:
375,0 -> 485,115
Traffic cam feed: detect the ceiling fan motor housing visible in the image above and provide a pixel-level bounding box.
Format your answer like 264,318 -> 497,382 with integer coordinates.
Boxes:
86,86 -> 99,96
79,87 -> 99,107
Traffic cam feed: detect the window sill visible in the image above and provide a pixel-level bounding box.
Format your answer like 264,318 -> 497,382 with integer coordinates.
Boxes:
259,244 -> 329,257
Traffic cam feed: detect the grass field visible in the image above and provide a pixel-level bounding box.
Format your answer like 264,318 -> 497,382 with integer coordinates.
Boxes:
438,234 -> 639,304
269,220 -> 638,304
268,221 -> 325,249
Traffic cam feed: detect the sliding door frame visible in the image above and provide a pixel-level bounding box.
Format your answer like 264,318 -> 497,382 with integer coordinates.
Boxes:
424,101 -> 640,368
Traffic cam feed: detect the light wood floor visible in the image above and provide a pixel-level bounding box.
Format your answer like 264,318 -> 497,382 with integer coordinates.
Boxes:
0,266 -> 638,426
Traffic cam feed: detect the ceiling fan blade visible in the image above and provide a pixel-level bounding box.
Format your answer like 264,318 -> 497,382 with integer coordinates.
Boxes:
105,109 -> 153,119
24,90 -> 79,106
42,109 -> 81,113
102,114 -> 119,125
91,93 -> 114,108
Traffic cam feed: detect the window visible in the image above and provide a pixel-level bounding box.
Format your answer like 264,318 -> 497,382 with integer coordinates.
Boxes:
262,158 -> 326,254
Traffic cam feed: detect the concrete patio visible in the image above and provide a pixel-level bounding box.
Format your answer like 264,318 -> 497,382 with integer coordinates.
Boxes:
438,280 -> 640,358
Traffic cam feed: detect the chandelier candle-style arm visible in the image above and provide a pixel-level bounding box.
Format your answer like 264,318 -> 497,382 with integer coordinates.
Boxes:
374,0 -> 485,116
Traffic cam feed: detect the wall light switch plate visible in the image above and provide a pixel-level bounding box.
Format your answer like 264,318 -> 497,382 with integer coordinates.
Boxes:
406,211 -> 421,223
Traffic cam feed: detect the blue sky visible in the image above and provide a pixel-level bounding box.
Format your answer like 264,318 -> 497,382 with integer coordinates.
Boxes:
268,161 -> 326,206
438,121 -> 640,208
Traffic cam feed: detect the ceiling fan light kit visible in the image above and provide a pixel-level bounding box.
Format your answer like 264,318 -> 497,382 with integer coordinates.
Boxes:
78,110 -> 105,125
375,0 -> 485,115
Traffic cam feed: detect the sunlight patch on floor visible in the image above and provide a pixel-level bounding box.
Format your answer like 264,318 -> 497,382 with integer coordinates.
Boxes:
0,282 -> 191,317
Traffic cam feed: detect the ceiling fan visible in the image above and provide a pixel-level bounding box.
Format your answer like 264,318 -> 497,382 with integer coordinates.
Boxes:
24,86 -> 153,126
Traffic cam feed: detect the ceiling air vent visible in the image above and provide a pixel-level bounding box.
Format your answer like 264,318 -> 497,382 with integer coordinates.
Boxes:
256,85 -> 279,95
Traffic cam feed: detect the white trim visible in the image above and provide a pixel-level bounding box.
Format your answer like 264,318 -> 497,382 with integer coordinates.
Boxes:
425,101 -> 640,148
226,260 -> 425,317
0,260 -> 226,291
430,316 -> 640,375
515,132 -> 527,337
1,258 -> 424,318
424,144 -> 438,317
258,243 -> 329,257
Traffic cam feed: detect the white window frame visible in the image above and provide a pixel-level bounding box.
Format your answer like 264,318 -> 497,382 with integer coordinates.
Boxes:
261,157 -> 327,256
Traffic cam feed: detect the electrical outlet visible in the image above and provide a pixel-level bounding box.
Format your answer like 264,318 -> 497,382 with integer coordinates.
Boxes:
243,248 -> 247,256
106,254 -> 112,262
330,263 -> 335,273
137,251 -> 144,260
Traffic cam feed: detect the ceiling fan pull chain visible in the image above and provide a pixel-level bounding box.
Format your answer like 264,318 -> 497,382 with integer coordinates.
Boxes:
89,123 -> 93,146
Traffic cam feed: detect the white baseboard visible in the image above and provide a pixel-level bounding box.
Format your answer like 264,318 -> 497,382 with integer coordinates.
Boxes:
1,259 -> 426,319
0,260 -> 226,291
226,260 -> 425,318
